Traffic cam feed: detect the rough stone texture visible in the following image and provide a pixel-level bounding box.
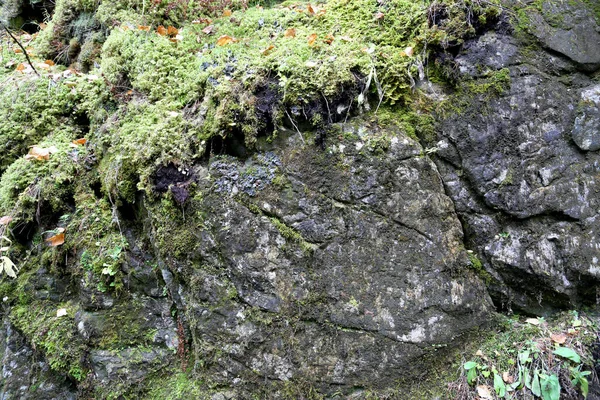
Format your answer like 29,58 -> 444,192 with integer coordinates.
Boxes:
0,320 -> 76,400
149,125 -> 492,394
435,8 -> 600,314
529,0 -> 600,72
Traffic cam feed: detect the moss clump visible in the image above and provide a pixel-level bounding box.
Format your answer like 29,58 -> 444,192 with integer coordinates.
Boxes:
145,371 -> 208,400
0,76 -> 81,173
9,300 -> 88,380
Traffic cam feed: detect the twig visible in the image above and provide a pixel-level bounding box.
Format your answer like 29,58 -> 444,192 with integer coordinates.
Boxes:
321,92 -> 332,124
1,22 -> 39,76
375,89 -> 385,114
285,109 -> 305,144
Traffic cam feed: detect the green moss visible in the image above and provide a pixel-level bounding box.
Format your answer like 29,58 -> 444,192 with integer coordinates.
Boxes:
145,371 -> 208,400
9,300 -> 88,380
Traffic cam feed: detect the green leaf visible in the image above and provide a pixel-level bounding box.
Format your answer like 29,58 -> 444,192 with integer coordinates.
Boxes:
580,377 -> 588,398
531,371 -> 542,397
494,373 -> 506,397
553,347 -> 581,363
464,361 -> 477,370
467,367 -> 477,385
541,374 -> 560,400
482,370 -> 490,378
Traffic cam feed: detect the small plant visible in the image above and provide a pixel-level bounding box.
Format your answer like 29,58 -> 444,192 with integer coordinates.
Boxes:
457,313 -> 596,400
0,217 -> 18,278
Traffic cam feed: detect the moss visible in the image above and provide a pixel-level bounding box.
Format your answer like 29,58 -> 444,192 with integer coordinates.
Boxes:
145,371 -> 208,400
9,300 -> 89,380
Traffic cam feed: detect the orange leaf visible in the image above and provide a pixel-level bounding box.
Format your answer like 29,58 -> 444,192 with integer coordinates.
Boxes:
202,25 -> 214,34
167,26 -> 179,36
216,35 -> 236,46
0,216 -> 13,225
138,25 -> 151,31
261,44 -> 275,56
223,9 -> 232,17
307,4 -> 316,15
13,48 -> 23,54
45,232 -> 65,247
551,333 -> 567,344
72,138 -> 87,146
284,28 -> 296,38
307,33 -> 317,46
16,63 -> 25,71
44,59 -> 55,66
157,25 -> 167,36
324,34 -> 334,44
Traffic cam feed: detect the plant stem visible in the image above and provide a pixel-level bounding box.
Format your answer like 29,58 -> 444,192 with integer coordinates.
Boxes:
1,22 -> 39,76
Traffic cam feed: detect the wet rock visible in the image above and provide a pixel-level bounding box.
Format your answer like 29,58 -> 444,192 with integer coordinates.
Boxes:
529,1 -> 600,71
572,84 -> 600,151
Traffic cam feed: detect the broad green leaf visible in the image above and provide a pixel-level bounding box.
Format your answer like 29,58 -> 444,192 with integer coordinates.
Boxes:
464,361 -> 477,370
531,371 -> 542,397
541,374 -> 560,400
553,347 -> 581,363
494,373 -> 506,397
482,370 -> 490,378
467,367 -> 477,385
580,377 -> 588,398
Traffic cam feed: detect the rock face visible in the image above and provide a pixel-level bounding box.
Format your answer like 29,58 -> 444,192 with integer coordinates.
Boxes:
152,126 -> 491,394
0,0 -> 599,398
435,2 -> 600,315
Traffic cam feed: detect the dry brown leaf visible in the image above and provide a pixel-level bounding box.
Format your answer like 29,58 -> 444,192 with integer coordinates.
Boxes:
551,333 -> 567,344
15,63 -> 25,72
476,385 -> 493,399
261,44 -> 275,56
0,216 -> 12,225
39,22 -> 47,30
138,25 -> 151,31
192,18 -> 212,25
157,25 -> 167,36
216,35 -> 236,46
223,9 -> 232,17
307,4 -> 317,14
308,33 -> 317,46
324,34 -> 334,44
284,28 -> 296,38
502,371 -> 514,383
202,25 -> 215,34
167,26 -> 179,36
13,48 -> 22,54
45,232 -> 65,247
25,146 -> 51,161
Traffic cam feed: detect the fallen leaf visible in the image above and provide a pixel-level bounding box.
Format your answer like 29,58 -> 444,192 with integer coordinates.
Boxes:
15,63 -> 25,72
525,318 -> 540,325
39,22 -> 47,29
38,62 -> 51,70
261,44 -> 275,56
405,46 -> 414,57
157,25 -> 167,36
223,9 -> 232,17
13,48 -> 23,54
0,216 -> 12,225
502,371 -> 514,383
45,232 -> 65,247
0,256 -> 18,278
284,28 -> 296,38
307,4 -> 317,15
25,146 -> 51,161
476,385 -> 493,399
72,138 -> 87,146
308,33 -> 317,46
374,11 -> 385,20
56,308 -> 68,317
475,350 -> 484,357
192,18 -> 212,25
202,25 -> 214,34
167,26 -> 179,36
44,59 -> 55,66
324,34 -> 334,44
551,333 -> 567,344
216,35 -> 236,46
138,25 -> 151,31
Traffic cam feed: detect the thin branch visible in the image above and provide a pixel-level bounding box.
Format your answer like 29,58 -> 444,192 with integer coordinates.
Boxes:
1,22 -> 39,76
285,109 -> 305,144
